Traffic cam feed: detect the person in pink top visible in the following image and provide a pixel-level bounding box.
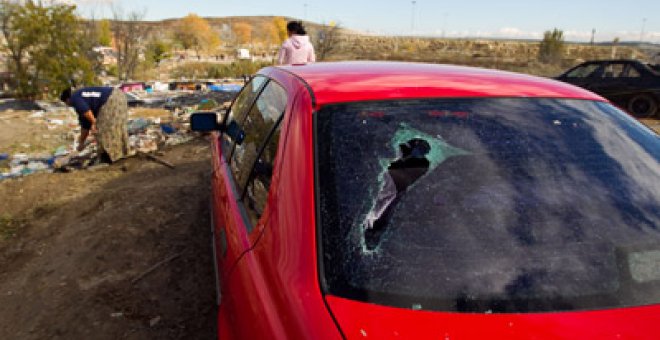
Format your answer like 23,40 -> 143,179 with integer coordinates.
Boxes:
277,21 -> 316,65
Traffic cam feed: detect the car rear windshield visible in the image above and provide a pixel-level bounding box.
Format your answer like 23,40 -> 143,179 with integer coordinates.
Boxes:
316,98 -> 660,313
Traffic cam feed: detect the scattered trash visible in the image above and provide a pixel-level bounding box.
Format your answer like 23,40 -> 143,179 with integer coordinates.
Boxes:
27,161 -> 50,171
208,84 -> 243,93
197,99 -> 218,111
53,146 -> 69,157
1,86 -> 239,181
127,118 -> 151,134
160,123 -> 177,134
164,133 -> 194,146
10,154 -> 29,166
110,312 -> 124,318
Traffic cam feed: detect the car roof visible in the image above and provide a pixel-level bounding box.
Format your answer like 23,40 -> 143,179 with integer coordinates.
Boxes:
581,59 -> 643,63
273,61 -> 605,106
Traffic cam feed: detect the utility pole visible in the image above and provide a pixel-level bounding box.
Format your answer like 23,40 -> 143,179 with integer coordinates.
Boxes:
411,1 -> 416,33
304,3 -> 308,21
640,18 -> 647,44
590,29 -> 595,45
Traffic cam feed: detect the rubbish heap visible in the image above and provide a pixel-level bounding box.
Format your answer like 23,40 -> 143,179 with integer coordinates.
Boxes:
0,89 -> 238,181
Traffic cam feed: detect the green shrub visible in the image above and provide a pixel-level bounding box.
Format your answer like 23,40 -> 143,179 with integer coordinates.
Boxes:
539,28 -> 565,64
171,61 -> 272,79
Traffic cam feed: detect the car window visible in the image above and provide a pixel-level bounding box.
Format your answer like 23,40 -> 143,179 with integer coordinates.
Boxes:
230,80 -> 287,204
227,75 -> 267,123
317,98 -> 660,314
222,76 -> 267,156
623,64 -> 641,78
602,63 -> 628,78
566,64 -> 600,78
243,119 -> 285,230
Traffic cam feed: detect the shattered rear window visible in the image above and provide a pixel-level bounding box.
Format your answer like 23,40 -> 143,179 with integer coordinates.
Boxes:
316,98 -> 660,313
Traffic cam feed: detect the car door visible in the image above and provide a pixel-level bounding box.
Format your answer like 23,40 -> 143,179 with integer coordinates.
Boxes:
629,62 -> 660,90
216,79 -> 290,334
589,61 -> 633,100
222,83 -> 342,339
211,75 -> 267,289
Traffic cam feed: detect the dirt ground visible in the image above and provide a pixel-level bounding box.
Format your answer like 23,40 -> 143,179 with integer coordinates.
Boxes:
0,140 -> 217,339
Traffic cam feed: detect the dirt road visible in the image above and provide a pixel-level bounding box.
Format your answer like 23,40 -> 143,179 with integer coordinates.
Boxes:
0,140 -> 216,339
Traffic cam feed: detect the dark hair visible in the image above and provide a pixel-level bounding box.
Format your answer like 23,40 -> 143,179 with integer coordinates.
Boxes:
286,21 -> 306,35
60,87 -> 72,102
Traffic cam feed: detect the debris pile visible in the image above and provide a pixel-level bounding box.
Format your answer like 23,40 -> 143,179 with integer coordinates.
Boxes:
0,88 -> 239,181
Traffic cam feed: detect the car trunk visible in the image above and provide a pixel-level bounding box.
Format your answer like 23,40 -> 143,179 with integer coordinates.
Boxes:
325,295 -> 660,339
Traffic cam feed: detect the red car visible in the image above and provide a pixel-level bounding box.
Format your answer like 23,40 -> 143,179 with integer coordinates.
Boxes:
191,62 -> 660,339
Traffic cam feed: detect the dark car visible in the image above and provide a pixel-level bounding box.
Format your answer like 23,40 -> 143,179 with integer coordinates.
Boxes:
556,59 -> 660,117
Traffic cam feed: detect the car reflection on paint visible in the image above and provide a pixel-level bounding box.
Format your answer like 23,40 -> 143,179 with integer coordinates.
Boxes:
191,62 -> 660,339
555,59 -> 660,118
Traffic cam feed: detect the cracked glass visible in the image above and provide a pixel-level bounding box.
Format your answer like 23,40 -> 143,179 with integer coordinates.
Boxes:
317,98 -> 660,313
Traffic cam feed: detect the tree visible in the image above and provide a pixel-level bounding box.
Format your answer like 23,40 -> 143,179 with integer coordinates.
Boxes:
273,17 -> 288,44
538,28 -> 565,64
0,0 -> 96,98
256,21 -> 279,46
233,22 -> 252,45
314,21 -> 342,61
97,19 -> 112,46
145,39 -> 171,66
173,14 -> 220,57
112,7 -> 149,80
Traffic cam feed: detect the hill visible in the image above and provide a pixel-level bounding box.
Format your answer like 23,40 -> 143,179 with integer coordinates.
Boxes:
102,16 -> 652,78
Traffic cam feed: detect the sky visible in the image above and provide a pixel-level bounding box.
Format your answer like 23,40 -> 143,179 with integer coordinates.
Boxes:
70,0 -> 660,43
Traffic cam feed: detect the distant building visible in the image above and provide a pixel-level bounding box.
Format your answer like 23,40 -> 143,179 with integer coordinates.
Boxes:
237,48 -> 251,60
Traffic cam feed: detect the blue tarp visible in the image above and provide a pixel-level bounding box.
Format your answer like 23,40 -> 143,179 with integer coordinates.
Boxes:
208,84 -> 243,93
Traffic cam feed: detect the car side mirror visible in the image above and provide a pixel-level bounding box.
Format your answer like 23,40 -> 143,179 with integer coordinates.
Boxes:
191,112 -> 221,132
191,112 -> 245,144
225,120 -> 245,145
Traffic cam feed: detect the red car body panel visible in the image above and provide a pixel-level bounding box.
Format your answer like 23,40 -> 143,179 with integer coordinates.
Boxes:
213,68 -> 341,339
209,133 -> 251,276
278,62 -> 606,108
209,62 -> 658,339
327,295 -> 660,339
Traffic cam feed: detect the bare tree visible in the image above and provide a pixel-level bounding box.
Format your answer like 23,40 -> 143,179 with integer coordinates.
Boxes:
314,22 -> 342,61
112,7 -> 149,81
